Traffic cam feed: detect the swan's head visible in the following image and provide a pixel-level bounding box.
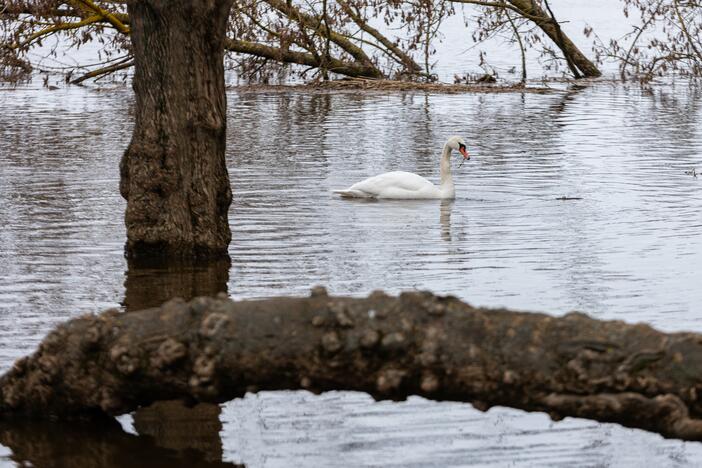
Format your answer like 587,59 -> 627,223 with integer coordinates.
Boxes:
447,136 -> 470,160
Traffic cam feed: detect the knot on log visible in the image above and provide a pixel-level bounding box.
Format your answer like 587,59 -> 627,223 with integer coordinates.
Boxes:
420,372 -> 440,393
154,338 -> 187,368
380,332 -> 406,353
417,326 -> 443,366
189,355 -> 218,398
200,312 -> 229,338
376,368 -> 406,394
360,329 -> 380,349
109,342 -> 139,376
36,355 -> 60,381
2,381 -> 22,409
83,326 -> 103,349
502,370 -> 519,385
309,285 -> 328,297
321,331 -> 343,354
329,302 -> 354,328
193,355 -> 216,382
311,315 -> 326,327
422,295 -> 456,317
10,357 -> 29,377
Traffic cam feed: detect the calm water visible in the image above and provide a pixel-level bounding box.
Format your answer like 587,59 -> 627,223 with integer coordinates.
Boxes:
1,82 -> 702,467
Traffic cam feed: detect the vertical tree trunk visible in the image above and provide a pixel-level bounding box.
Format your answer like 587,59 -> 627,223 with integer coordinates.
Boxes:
121,0 -> 234,259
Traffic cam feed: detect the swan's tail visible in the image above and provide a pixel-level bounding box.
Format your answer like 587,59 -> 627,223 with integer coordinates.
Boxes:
333,189 -> 370,198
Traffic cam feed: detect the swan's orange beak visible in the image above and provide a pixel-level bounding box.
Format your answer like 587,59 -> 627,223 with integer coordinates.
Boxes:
459,147 -> 470,160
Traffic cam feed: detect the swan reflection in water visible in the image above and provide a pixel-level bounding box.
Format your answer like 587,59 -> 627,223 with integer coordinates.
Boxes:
440,199 -> 453,242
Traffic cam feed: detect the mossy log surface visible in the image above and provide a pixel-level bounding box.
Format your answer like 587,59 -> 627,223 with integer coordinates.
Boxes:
2,289 -> 702,440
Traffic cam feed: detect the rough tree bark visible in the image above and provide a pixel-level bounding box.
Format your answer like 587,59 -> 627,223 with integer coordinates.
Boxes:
2,290 -> 702,441
120,0 -> 234,259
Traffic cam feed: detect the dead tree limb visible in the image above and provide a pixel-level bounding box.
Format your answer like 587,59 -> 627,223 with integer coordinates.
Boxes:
69,0 -> 130,35
70,57 -> 133,84
507,0 -> 600,77
336,0 -> 422,75
541,0 -> 581,78
2,290 -> 702,441
224,38 -> 383,78
452,0 -> 602,77
263,0 -> 373,65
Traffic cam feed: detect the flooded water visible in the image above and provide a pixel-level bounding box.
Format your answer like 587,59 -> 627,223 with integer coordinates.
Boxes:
1,81 -> 702,467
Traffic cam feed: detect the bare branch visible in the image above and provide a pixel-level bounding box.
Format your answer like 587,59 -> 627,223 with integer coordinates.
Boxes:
70,56 -> 133,84
225,37 -> 383,78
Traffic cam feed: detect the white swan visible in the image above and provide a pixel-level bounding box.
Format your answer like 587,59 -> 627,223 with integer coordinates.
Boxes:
333,136 -> 470,199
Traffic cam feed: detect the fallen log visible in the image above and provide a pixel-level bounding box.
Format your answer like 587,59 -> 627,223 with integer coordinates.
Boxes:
2,289 -> 702,441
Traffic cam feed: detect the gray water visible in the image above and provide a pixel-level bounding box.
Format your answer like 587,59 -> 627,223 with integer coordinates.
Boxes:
1,82 -> 702,467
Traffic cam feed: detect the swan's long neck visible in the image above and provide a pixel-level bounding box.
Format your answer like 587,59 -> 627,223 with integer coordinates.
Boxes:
439,144 -> 454,191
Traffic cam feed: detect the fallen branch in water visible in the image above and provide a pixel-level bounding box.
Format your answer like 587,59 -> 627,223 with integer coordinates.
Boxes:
307,77 -> 550,93
2,289 -> 702,441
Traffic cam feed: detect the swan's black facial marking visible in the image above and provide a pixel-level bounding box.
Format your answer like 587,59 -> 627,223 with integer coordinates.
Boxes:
457,141 -> 470,162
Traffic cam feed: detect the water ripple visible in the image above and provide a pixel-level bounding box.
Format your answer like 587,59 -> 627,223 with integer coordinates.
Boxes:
1,82 -> 702,466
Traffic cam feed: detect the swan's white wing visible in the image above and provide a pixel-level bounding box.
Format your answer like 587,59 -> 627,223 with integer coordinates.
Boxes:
346,171 -> 436,197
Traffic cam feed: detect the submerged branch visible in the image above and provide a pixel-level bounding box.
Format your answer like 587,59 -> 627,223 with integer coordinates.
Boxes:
2,290 -> 702,442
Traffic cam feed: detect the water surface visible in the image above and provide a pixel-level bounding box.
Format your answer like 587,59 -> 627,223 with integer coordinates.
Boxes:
1,82 -> 702,466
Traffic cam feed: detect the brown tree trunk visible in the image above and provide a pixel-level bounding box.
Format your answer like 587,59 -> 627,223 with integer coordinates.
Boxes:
3,290 -> 702,441
120,0 -> 234,260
